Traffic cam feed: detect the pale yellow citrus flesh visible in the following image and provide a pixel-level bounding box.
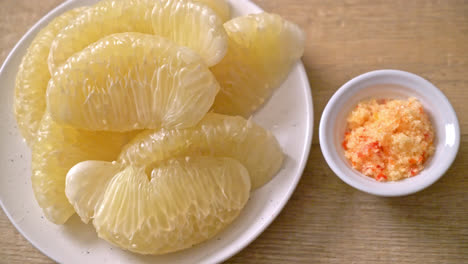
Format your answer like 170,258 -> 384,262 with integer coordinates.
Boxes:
47,32 -> 219,132
211,12 -> 305,117
14,7 -> 85,145
32,114 -> 136,224
48,0 -> 155,73
119,113 -> 284,189
196,0 -> 231,22
66,157 -> 250,255
15,0 -> 298,256
65,160 -> 121,224
152,0 -> 227,66
65,113 -> 282,254
48,0 -> 227,71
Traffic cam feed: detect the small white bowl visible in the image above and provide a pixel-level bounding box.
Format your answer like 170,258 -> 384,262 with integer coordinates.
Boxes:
319,69 -> 460,196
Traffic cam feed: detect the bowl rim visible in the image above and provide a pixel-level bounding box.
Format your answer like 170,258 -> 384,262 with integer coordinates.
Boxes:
319,69 -> 460,197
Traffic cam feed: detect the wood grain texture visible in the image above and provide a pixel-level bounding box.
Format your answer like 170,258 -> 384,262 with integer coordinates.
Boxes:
1,0 -> 467,263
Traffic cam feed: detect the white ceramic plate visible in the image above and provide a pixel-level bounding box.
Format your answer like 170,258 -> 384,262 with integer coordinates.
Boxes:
0,1 -> 313,263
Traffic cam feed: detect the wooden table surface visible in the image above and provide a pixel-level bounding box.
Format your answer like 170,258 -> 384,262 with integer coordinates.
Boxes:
1,0 -> 467,263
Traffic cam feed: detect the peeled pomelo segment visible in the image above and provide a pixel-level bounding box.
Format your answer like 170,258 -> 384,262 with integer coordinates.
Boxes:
119,113 -> 283,189
196,0 -> 231,22
47,33 -> 219,132
65,160 -> 121,224
211,12 -> 305,117
32,114 -> 135,224
152,0 -> 227,66
48,0 -> 227,72
67,156 -> 250,255
14,7 -> 86,146
48,0 -> 155,73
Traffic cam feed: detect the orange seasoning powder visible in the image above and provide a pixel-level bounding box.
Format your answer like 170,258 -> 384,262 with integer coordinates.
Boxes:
343,97 -> 435,181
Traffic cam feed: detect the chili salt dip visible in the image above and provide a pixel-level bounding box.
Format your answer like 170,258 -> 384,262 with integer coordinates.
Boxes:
343,97 -> 435,181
